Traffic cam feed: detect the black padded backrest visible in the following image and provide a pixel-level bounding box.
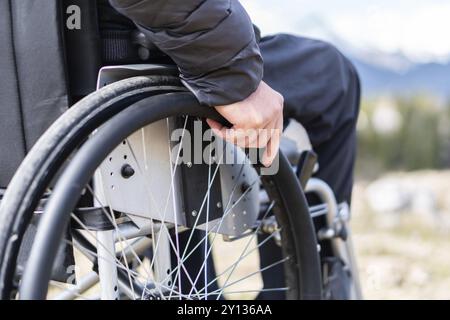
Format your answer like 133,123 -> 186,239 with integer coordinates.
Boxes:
64,0 -> 102,101
0,0 -> 26,188
0,0 -> 69,187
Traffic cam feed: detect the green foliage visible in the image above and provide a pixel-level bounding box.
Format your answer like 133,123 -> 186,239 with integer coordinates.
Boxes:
356,94 -> 450,177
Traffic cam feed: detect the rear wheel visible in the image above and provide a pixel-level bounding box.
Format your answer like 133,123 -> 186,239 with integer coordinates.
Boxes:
0,77 -> 322,300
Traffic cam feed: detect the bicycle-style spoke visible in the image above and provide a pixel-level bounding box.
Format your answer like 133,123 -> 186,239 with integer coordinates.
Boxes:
186,166 -> 260,298
164,176 -> 261,296
198,220 -> 280,294
191,287 -> 290,299
42,118 -> 292,301
166,142 -> 226,297
192,201 -> 277,298
186,161 -> 246,292
214,197 -> 276,300
85,182 -> 184,299
166,117 -> 187,299
207,257 -> 290,298
63,235 -> 182,300
69,214 -> 147,289
85,184 -> 150,299
49,281 -> 94,301
122,120 -> 203,299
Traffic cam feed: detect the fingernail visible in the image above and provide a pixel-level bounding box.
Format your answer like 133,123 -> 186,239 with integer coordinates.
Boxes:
262,157 -> 271,168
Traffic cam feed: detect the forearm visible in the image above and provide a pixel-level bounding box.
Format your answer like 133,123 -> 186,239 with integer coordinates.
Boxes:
109,0 -> 263,106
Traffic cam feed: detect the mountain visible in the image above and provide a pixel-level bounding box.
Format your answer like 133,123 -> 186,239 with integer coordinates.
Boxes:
293,14 -> 450,98
350,54 -> 450,99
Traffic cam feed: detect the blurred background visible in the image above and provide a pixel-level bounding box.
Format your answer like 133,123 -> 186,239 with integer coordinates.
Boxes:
242,0 -> 450,299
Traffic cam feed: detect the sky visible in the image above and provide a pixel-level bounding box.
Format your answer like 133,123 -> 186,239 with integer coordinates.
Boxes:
240,0 -> 450,63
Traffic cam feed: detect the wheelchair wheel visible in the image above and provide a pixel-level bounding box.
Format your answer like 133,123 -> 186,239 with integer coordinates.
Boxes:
0,76 -> 322,300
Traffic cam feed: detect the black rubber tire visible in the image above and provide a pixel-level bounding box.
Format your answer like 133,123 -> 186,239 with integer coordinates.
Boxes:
0,77 -> 322,300
0,75 -> 184,297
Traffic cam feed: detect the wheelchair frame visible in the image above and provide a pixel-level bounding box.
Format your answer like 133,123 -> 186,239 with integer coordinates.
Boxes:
0,64 -> 361,300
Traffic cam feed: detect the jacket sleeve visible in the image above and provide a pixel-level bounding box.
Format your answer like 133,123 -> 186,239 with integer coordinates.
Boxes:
109,0 -> 263,106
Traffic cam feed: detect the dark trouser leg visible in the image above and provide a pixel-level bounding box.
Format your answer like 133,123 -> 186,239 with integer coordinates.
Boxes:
261,34 -> 360,203
256,34 -> 361,299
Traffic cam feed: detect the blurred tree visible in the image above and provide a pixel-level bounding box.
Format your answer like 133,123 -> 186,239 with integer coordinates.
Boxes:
356,94 -> 450,177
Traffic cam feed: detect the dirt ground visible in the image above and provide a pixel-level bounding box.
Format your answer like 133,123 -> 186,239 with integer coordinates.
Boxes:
212,170 -> 450,300
50,171 -> 450,300
352,171 -> 450,299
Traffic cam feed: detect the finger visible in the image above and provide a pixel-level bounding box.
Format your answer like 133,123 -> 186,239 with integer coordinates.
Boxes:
206,118 -> 224,132
248,117 -> 278,149
208,120 -> 244,148
235,126 -> 273,149
217,128 -> 254,148
226,128 -> 257,147
244,129 -> 262,148
209,126 -> 242,146
237,128 -> 260,148
262,114 -> 283,167
206,118 -> 227,139
262,132 -> 280,167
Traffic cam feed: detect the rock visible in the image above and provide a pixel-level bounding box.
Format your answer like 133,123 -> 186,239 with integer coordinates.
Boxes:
366,177 -> 410,213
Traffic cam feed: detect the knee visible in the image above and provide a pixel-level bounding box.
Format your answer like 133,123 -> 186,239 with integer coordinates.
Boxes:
262,34 -> 361,137
278,35 -> 360,112
314,40 -> 361,123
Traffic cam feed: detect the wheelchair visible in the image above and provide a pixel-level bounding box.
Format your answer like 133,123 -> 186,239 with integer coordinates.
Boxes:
0,60 -> 361,300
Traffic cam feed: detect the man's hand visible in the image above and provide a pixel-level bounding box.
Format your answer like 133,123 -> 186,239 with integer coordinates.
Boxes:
206,81 -> 284,167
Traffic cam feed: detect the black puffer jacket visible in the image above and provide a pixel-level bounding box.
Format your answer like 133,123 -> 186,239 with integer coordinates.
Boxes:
108,0 -> 263,106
